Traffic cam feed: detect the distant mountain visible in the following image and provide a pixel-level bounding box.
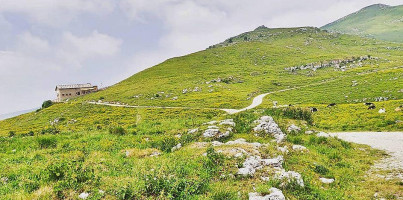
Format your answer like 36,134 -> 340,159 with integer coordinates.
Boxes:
0,108 -> 38,121
322,4 -> 403,42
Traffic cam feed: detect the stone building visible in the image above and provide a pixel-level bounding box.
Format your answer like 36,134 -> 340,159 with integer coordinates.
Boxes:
55,83 -> 98,102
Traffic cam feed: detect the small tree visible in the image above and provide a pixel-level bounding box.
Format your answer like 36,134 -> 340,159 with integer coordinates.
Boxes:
42,100 -> 53,109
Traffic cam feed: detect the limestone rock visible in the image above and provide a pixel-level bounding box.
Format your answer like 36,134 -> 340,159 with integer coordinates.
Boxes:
287,124 -> 301,133
274,170 -> 304,187
319,177 -> 335,184
78,192 -> 89,199
316,132 -> 330,138
249,187 -> 285,200
253,116 -> 286,143
292,145 -> 307,152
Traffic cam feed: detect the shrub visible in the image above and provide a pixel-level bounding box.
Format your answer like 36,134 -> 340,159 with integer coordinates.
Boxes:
211,189 -> 239,200
314,165 -> 329,175
45,159 -> 99,198
203,146 -> 225,175
41,100 -> 53,109
8,131 -> 15,137
151,136 -> 177,153
109,126 -> 127,135
37,136 -> 57,149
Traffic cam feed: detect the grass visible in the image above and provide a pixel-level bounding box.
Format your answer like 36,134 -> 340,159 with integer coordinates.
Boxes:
322,4 -> 403,43
0,26 -> 402,199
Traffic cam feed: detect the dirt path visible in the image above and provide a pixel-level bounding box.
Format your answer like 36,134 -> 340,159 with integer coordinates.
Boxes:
330,132 -> 403,179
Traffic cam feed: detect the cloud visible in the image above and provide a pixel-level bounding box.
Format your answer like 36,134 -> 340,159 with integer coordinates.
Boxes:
58,31 -> 122,67
0,0 -> 115,26
0,31 -> 122,114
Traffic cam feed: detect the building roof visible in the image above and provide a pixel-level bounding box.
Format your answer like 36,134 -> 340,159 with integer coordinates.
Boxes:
55,83 -> 95,91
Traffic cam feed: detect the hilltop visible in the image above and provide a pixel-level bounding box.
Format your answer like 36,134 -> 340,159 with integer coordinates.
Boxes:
322,4 -> 403,42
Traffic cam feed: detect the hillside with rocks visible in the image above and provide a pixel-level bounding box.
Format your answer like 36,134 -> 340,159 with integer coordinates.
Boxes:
0,22 -> 402,199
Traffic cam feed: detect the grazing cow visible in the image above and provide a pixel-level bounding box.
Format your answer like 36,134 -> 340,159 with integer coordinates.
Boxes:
327,103 -> 336,107
368,105 -> 376,110
311,107 -> 318,112
364,102 -> 374,106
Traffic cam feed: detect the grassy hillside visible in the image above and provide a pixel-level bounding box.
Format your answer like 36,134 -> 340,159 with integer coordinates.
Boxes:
322,4 -> 403,43
0,26 -> 402,199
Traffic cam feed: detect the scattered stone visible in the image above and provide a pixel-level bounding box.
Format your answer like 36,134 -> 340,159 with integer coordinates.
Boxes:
182,89 -> 189,94
274,170 -> 305,187
261,156 -> 284,168
238,155 -> 283,176
193,87 -> 202,92
378,108 -> 386,113
99,190 -> 105,195
261,176 -> 270,182
1,177 -> 8,184
78,192 -> 89,199
171,143 -> 182,152
208,125 -> 219,129
212,141 -> 224,146
253,116 -> 286,143
316,132 -> 330,138
287,124 -> 301,133
172,96 -> 178,100
305,130 -> 314,134
220,119 -> 236,127
319,177 -> 335,184
206,121 -> 217,125
203,128 -> 220,138
277,146 -> 289,154
248,188 -> 285,200
292,145 -> 307,152
188,128 -> 199,134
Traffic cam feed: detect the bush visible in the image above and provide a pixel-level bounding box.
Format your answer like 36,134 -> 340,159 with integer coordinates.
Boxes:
37,136 -> 57,148
45,159 -> 99,198
203,146 -> 225,175
41,100 -> 53,109
109,126 -> 127,135
314,165 -> 329,175
8,131 -> 15,137
151,136 -> 177,153
211,189 -> 239,200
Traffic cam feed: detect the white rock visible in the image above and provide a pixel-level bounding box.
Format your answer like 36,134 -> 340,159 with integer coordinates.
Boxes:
292,145 -> 307,152
287,124 -> 301,133
206,121 -> 217,125
207,125 -> 219,129
319,177 -> 335,184
316,132 -> 330,138
78,192 -> 89,199
171,143 -> 182,152
248,187 -> 285,200
99,190 -> 105,194
238,167 -> 256,176
277,146 -> 289,154
203,129 -> 220,138
261,176 -> 270,182
253,116 -> 286,143
262,156 -> 284,168
212,141 -> 223,146
188,128 -> 199,134
220,119 -> 236,127
305,130 -> 314,134
378,108 -> 386,113
275,170 -> 304,187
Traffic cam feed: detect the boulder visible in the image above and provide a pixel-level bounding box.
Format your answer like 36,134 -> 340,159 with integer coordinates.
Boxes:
292,145 -> 307,152
274,170 -> 304,187
78,192 -> 89,199
319,177 -> 335,184
253,116 -> 286,143
316,132 -> 330,138
220,119 -> 236,127
261,156 -> 284,168
248,188 -> 285,200
188,128 -> 199,134
287,124 -> 301,133
203,129 -> 220,138
171,143 -> 182,152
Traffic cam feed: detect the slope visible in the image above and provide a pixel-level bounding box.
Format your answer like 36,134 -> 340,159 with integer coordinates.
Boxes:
322,4 -> 403,42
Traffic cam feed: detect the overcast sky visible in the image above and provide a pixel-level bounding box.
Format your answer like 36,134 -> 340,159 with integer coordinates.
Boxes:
0,0 -> 402,115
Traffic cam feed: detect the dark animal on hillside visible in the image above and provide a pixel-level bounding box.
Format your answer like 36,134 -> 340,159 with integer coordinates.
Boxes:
311,107 -> 318,112
327,103 -> 336,107
289,104 -> 293,107
364,102 -> 374,106
368,105 -> 376,110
